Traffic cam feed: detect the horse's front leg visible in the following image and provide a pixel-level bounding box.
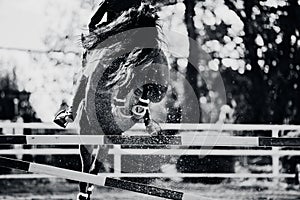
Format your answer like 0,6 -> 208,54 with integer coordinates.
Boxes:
85,145 -> 110,197
78,145 -> 94,200
132,84 -> 168,135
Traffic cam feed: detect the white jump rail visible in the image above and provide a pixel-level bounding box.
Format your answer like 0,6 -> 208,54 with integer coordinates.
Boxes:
1,148 -> 300,156
0,156 -> 189,200
0,135 -> 298,146
0,173 -> 294,179
1,122 -> 300,180
1,122 -> 300,131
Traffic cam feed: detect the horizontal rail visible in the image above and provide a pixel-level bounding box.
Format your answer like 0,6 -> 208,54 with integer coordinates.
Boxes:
0,135 -> 180,145
0,148 -> 79,155
109,149 -> 300,156
0,122 -> 70,130
0,156 -> 186,200
0,135 -> 299,146
141,124 -> 300,131
0,174 -> 56,179
1,148 -> 300,156
0,173 -> 294,179
96,173 -> 296,178
1,122 -> 300,131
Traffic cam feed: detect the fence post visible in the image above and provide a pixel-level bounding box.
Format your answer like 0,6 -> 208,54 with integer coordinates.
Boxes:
113,145 -> 122,174
14,117 -> 24,160
272,129 -> 280,183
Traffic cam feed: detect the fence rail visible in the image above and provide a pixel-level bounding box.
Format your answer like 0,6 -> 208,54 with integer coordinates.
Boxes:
1,122 -> 300,131
0,122 -> 300,180
1,148 -> 300,156
0,173 -> 295,179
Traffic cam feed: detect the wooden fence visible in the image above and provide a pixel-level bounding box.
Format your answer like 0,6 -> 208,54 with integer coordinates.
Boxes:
0,122 -> 300,180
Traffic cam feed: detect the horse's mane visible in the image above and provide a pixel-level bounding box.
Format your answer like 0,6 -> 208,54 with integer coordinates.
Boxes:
82,3 -> 160,50
80,3 -> 167,92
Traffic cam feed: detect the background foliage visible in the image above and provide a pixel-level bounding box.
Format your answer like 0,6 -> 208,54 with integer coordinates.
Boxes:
0,0 -> 299,125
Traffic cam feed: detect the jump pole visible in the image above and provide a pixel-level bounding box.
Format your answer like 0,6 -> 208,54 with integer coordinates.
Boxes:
0,156 -> 192,200
0,135 -> 300,146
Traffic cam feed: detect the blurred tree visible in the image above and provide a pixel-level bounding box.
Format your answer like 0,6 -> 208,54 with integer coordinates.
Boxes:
186,0 -> 300,125
266,0 -> 300,124
223,0 -> 300,124
183,0 -> 206,123
177,0 -> 235,184
0,68 -> 35,121
222,0 -> 267,123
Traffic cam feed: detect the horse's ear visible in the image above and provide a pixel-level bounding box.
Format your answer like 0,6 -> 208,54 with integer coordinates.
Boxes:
99,0 -> 107,6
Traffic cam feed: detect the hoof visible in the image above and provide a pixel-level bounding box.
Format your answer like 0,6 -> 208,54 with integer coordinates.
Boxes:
53,113 -> 68,128
53,119 -> 67,128
53,108 -> 73,128
77,192 -> 89,200
87,185 -> 94,196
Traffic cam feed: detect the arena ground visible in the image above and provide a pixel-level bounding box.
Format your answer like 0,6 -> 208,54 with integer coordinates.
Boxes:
0,178 -> 299,200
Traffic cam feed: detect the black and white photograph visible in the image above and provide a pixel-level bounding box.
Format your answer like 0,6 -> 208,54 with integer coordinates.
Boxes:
0,0 -> 300,199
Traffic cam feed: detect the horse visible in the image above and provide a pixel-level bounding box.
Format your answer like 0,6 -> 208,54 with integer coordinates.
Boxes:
74,4 -> 169,200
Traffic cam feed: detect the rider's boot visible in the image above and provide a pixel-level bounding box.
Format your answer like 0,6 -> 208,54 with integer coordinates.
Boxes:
53,107 -> 74,128
132,98 -> 162,135
77,192 -> 89,200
